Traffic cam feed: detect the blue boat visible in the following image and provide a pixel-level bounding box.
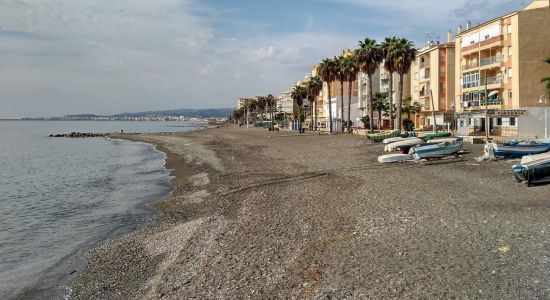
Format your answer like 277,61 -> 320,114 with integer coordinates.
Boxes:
486,142 -> 550,158
410,139 -> 463,159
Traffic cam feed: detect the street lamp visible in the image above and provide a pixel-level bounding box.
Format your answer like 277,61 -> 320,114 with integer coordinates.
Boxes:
539,95 -> 548,139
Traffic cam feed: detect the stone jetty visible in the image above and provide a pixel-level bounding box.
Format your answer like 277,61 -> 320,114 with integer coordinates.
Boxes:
49,132 -> 108,138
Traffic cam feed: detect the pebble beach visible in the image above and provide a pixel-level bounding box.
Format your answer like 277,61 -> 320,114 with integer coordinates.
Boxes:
70,126 -> 550,299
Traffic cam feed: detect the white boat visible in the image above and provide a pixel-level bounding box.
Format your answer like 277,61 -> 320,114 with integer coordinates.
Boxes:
521,152 -> 550,164
427,137 -> 460,144
384,138 -> 424,152
410,139 -> 464,159
378,154 -> 412,163
382,137 -> 416,144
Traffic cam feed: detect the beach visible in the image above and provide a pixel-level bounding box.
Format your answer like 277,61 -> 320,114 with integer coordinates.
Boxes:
70,126 -> 550,299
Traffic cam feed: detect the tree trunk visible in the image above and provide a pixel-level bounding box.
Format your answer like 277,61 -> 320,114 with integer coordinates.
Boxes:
368,75 -> 374,133
328,83 -> 333,133
347,79 -> 352,133
310,97 -> 314,131
388,74 -> 394,130
314,98 -> 318,131
378,111 -> 382,130
340,80 -> 344,133
397,72 -> 404,133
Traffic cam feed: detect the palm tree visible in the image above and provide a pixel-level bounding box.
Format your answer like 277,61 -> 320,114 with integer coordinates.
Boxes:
393,38 -> 417,133
266,94 -> 276,128
318,58 -> 337,133
306,76 -> 323,131
291,84 -> 308,129
355,38 -> 383,133
340,52 -> 359,132
248,98 -> 257,126
381,37 -> 399,130
373,92 -> 387,130
256,96 -> 267,126
335,55 -> 347,133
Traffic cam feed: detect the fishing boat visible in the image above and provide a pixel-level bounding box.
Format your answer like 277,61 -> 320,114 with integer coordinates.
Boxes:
410,139 -> 463,160
521,152 -> 550,164
378,153 -> 412,163
484,142 -> 550,158
427,137 -> 462,144
382,136 -> 418,144
512,154 -> 550,185
384,138 -> 425,152
424,132 -> 451,141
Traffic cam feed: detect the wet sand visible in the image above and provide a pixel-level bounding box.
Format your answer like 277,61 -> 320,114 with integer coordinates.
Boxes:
70,126 -> 550,299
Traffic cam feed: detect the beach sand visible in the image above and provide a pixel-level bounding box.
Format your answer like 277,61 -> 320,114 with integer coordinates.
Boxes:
70,126 -> 550,299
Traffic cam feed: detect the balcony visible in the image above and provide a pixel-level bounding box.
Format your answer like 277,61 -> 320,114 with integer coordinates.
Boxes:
462,61 -> 479,70
463,81 -> 480,89
480,55 -> 503,67
461,35 -> 504,52
462,98 -> 504,109
481,75 -> 503,85
380,74 -> 391,81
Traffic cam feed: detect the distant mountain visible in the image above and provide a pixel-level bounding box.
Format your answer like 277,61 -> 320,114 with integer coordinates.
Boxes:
114,108 -> 234,118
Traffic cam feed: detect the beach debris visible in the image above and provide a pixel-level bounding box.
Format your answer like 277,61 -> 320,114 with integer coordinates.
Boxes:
497,245 -> 510,254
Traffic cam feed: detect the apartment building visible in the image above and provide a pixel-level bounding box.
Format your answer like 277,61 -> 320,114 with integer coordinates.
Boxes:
276,91 -> 293,115
411,42 -> 456,130
454,0 -> 550,138
379,63 -> 411,129
357,69 -> 381,128
237,97 -> 254,110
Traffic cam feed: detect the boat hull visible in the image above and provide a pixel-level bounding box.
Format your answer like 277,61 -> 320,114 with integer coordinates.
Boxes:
512,160 -> 550,185
493,144 -> 550,158
378,154 -> 412,163
411,142 -> 463,159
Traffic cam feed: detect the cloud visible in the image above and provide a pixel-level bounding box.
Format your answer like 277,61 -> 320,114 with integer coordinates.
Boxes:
0,0 -> 529,118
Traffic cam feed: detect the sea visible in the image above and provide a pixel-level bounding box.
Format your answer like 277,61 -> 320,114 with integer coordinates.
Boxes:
0,120 -> 203,299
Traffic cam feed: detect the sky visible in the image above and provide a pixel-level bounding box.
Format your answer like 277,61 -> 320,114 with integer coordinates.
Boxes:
0,0 -> 528,118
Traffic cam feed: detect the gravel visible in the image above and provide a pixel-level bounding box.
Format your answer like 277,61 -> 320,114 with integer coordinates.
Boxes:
70,126 -> 550,299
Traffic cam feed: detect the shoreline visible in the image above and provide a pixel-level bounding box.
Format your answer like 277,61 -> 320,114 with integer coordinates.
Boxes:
11,134 -> 177,300
68,126 -> 550,299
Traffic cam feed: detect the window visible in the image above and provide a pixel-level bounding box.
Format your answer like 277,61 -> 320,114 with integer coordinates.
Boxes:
439,82 -> 444,93
497,118 -> 502,126
460,120 -> 465,128
468,118 -> 472,126
508,68 -> 513,77
507,25 -> 512,34
510,117 -> 516,126
508,89 -> 512,99
508,46 -> 512,56
462,71 -> 480,88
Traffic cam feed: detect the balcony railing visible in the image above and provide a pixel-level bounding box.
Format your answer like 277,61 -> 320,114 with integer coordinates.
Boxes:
480,55 -> 503,67
462,98 -> 504,108
463,81 -> 480,88
461,61 -> 479,70
380,74 -> 391,80
481,75 -> 503,85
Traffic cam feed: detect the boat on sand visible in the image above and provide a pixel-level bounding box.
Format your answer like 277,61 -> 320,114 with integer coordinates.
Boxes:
382,137 -> 418,144
410,139 -> 463,160
484,142 -> 550,158
378,153 -> 412,163
512,154 -> 550,185
384,138 -> 424,152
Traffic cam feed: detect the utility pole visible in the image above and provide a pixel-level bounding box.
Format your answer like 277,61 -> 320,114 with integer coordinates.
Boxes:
485,70 -> 489,141
245,98 -> 249,128
430,89 -> 437,132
